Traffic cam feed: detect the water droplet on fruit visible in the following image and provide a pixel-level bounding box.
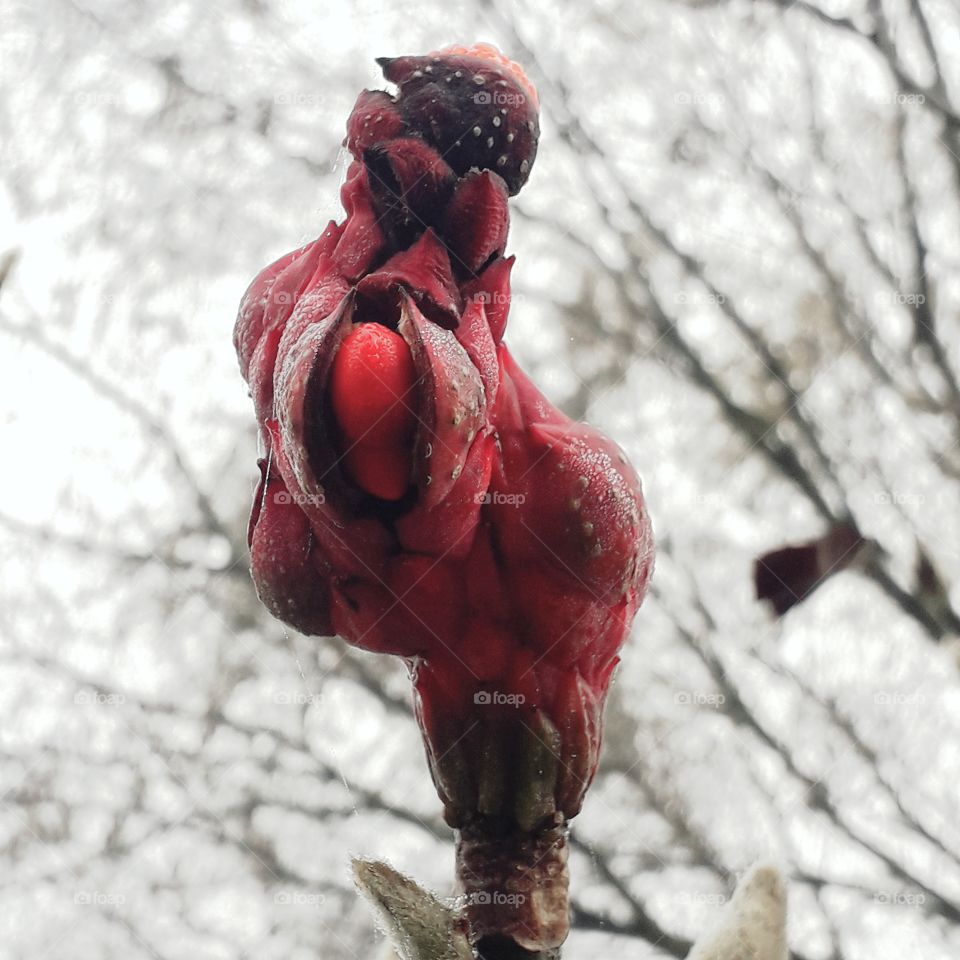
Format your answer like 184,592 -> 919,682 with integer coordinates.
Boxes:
473,74 -> 485,85
473,126 -> 482,137
486,137 -> 494,148
492,116 -> 501,127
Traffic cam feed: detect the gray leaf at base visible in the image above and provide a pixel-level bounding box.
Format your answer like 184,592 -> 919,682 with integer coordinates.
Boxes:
353,859 -> 474,960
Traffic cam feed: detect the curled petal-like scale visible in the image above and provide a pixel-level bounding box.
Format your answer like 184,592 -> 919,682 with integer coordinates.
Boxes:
363,137 -> 456,233
248,462 -> 333,637
453,297 -> 499,406
265,415 -> 394,582
554,669 -> 603,817
333,164 -> 386,280
395,433 -> 494,557
235,227 -> 340,379
461,256 -> 514,344
356,228 -> 461,328
398,293 -> 486,509
275,290 -> 357,505
441,170 -> 510,275
248,267 -> 351,425
274,293 -> 396,576
344,89 -> 405,155
235,246 -> 305,381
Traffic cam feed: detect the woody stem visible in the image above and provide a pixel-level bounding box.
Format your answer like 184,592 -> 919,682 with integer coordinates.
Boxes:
456,813 -> 569,958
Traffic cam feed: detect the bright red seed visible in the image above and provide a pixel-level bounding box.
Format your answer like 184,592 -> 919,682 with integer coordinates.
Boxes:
329,322 -> 418,500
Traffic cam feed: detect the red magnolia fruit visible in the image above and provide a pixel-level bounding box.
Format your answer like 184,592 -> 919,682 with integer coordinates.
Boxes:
234,43 -> 653,954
